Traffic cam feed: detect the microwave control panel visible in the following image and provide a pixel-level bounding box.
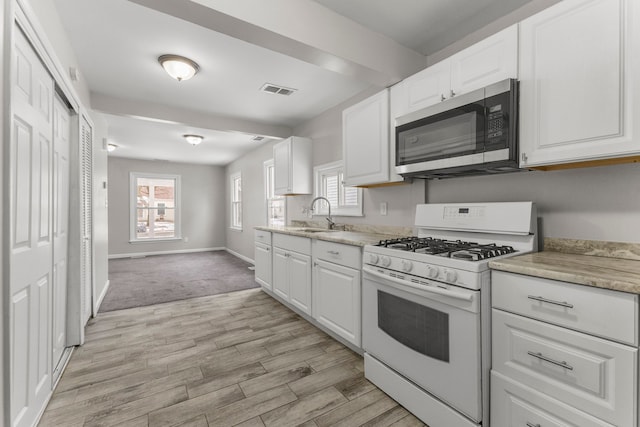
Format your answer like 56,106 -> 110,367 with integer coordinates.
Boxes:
487,104 -> 504,139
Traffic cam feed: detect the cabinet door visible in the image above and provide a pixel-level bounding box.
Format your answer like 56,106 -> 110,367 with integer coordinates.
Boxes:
273,138 -> 291,194
343,89 -> 391,186
402,60 -> 451,113
254,243 -> 272,290
288,251 -> 312,315
313,260 -> 361,346
519,0 -> 638,167
450,24 -> 518,95
272,247 -> 289,300
493,309 -> 636,426
491,371 -> 615,427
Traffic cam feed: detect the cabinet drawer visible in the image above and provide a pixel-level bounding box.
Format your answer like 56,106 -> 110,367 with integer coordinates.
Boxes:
313,240 -> 361,269
493,309 -> 636,426
492,271 -> 638,345
254,230 -> 272,244
273,233 -> 311,255
491,371 -> 614,427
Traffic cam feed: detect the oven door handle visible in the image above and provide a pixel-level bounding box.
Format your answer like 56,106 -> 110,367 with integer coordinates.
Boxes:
364,268 -> 474,302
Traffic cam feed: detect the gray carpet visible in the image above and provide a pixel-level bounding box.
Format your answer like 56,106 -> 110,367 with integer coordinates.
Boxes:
101,251 -> 259,312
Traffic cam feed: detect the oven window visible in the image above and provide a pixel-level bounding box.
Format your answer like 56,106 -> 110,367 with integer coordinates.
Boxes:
377,290 -> 450,362
396,103 -> 484,165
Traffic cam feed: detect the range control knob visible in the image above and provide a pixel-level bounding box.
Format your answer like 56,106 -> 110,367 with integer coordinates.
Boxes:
380,255 -> 392,267
368,253 -> 379,264
443,269 -> 458,283
401,260 -> 413,272
426,265 -> 439,278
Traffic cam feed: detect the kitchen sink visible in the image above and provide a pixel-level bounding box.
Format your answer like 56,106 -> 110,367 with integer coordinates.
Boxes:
291,227 -> 338,233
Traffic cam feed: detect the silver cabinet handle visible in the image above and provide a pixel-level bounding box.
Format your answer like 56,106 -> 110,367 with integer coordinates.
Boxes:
527,351 -> 574,371
450,89 -> 456,97
527,295 -> 574,309
257,235 -> 264,238
440,94 -> 446,101
327,250 -> 340,255
526,423 -> 541,427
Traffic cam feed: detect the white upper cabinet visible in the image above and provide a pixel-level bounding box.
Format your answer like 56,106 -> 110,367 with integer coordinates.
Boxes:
343,89 -> 402,186
519,0 -> 640,168
394,24 -> 518,117
450,24 -> 518,96
274,136 -> 312,195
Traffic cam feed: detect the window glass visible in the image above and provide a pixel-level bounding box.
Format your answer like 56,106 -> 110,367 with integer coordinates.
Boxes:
231,172 -> 242,230
130,173 -> 180,241
264,160 -> 285,226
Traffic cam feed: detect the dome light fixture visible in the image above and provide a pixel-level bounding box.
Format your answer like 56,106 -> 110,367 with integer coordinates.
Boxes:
158,54 -> 200,82
183,134 -> 204,146
107,143 -> 118,152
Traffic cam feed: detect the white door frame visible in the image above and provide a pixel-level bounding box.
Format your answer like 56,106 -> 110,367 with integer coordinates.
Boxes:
4,1 -> 93,425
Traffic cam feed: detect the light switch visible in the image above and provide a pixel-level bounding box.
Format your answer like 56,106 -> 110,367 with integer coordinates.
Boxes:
380,202 -> 388,216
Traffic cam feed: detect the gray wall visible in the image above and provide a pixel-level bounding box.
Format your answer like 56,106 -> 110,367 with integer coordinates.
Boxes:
225,141 -> 279,260
224,90 -> 427,262
427,164 -> 640,243
108,157 -> 226,256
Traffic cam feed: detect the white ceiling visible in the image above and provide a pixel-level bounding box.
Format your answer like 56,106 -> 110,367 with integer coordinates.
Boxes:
52,0 -> 533,165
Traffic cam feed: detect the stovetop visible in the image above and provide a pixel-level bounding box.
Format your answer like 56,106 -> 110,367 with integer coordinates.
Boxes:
376,236 -> 517,261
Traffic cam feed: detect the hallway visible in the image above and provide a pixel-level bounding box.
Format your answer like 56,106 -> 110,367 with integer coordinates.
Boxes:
39,289 -> 424,426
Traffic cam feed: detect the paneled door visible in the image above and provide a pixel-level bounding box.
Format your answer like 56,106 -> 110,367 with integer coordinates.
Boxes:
10,28 -> 54,427
52,94 -> 71,381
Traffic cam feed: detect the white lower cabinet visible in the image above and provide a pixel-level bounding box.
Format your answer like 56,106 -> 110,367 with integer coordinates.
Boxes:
254,230 -> 272,291
491,270 -> 638,427
313,259 -> 361,346
312,240 -> 362,347
272,234 -> 312,316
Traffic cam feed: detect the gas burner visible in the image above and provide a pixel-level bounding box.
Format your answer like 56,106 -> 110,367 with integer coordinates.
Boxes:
376,238 -> 516,261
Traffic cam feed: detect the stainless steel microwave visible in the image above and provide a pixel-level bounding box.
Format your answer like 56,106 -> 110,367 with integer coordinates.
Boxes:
395,79 -> 520,179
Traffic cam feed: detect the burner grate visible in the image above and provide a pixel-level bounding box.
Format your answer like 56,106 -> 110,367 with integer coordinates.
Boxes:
376,237 -> 516,260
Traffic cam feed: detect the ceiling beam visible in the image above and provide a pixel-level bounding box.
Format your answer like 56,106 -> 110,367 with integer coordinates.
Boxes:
128,0 -> 426,87
91,93 -> 293,139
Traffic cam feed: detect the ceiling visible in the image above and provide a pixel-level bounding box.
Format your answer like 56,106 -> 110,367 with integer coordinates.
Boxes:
52,0 -> 533,166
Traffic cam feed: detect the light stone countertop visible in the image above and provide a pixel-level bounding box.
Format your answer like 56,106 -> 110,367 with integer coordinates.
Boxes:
254,225 -> 408,247
489,247 -> 640,294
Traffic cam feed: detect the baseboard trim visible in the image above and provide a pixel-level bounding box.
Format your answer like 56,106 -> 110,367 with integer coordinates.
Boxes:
95,279 -> 110,312
225,248 -> 254,265
108,247 -> 225,259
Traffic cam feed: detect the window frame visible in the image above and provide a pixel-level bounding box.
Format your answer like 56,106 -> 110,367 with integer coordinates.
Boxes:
313,160 -> 363,217
129,172 -> 182,243
264,159 -> 286,226
230,171 -> 243,231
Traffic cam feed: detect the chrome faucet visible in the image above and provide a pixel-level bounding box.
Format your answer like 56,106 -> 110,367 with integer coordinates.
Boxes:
309,196 -> 335,229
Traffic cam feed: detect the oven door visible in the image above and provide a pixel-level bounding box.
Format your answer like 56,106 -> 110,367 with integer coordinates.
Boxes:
362,267 -> 482,422
395,87 -> 486,176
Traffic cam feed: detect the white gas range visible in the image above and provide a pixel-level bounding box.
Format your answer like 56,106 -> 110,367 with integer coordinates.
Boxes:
362,202 -> 537,427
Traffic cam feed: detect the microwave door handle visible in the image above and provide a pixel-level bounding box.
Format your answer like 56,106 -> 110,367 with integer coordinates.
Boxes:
364,268 -> 473,302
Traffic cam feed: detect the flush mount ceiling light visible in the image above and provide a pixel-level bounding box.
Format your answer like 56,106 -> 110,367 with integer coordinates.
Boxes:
158,54 -> 200,82
183,134 -> 203,146
107,143 -> 118,152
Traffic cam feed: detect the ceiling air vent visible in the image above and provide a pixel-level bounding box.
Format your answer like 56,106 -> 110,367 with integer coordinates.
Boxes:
260,83 -> 297,96
252,136 -> 265,142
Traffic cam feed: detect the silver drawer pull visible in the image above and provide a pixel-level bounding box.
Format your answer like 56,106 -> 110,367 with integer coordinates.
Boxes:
527,295 -> 574,309
328,250 -> 340,255
526,423 -> 541,427
527,351 -> 574,371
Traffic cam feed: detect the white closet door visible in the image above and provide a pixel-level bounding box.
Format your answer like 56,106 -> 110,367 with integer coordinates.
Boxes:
10,28 -> 54,427
80,116 -> 93,322
52,94 -> 71,380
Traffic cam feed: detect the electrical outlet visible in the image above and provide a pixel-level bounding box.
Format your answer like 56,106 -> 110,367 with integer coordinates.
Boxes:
184,236 -> 189,243
380,202 -> 388,216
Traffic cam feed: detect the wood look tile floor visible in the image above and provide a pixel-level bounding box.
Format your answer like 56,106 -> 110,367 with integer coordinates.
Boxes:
40,288 -> 426,427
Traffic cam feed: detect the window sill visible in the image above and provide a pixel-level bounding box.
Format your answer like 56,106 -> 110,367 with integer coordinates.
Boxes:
129,237 -> 182,244
229,227 -> 243,232
312,212 -> 363,218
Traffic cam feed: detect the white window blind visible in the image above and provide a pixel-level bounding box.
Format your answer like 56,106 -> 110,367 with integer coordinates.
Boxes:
314,161 -> 363,217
